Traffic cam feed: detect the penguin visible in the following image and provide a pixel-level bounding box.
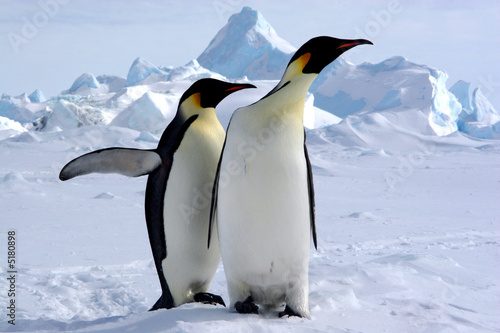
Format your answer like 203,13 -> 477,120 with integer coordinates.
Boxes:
59,78 -> 255,311
209,36 -> 372,317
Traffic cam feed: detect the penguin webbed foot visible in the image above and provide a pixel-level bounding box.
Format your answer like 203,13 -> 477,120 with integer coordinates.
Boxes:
193,292 -> 226,307
279,304 -> 303,318
234,296 -> 259,314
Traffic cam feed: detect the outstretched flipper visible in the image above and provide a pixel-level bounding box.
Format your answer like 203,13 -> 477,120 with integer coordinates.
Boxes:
59,148 -> 162,181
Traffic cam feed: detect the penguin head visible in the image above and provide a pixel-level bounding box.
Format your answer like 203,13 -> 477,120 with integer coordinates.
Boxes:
285,36 -> 373,78
178,78 -> 256,119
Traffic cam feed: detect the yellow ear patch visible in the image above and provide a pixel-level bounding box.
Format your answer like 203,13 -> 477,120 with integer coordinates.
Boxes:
191,92 -> 202,108
298,53 -> 311,70
281,52 -> 312,83
180,92 -> 205,119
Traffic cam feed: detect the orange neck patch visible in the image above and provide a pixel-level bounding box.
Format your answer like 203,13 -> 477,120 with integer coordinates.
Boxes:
191,92 -> 202,108
298,53 -> 311,70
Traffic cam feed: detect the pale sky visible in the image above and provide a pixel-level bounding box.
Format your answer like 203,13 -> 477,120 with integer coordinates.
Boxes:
1,0 -> 499,109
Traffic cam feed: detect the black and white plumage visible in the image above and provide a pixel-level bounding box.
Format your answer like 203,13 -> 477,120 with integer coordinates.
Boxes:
209,37 -> 372,317
60,78 -> 255,311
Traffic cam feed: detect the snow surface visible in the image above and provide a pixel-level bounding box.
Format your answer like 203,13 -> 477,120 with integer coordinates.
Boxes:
1,6 -> 499,333
0,121 -> 499,333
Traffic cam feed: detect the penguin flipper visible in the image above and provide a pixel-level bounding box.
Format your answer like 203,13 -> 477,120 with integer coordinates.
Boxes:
59,148 -> 162,181
304,133 -> 317,249
208,136 -> 226,249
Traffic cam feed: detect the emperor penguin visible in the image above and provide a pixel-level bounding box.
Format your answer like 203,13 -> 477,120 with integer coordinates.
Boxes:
209,37 -> 372,317
59,78 -> 255,311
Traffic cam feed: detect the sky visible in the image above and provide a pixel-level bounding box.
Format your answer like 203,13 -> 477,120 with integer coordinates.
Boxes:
1,0 -> 499,109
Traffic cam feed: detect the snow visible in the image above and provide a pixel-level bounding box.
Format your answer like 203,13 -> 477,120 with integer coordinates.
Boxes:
0,116 -> 27,140
1,6 -> 499,332
0,126 -> 498,332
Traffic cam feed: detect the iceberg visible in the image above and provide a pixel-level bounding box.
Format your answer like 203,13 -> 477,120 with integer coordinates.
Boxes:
311,56 -> 468,137
428,70 -> 462,136
450,81 -> 500,139
0,93 -> 47,124
34,99 -> 107,132
0,6 -> 497,143
0,116 -> 27,140
110,91 -> 176,133
126,57 -> 168,86
96,75 -> 127,93
68,73 -> 100,93
449,80 -> 472,113
197,6 -> 295,80
28,89 -> 47,103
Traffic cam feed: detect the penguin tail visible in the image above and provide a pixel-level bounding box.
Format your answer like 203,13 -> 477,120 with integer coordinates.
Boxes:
149,292 -> 175,311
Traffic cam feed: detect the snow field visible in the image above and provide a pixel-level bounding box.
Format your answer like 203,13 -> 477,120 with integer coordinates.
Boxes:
1,130 -> 498,332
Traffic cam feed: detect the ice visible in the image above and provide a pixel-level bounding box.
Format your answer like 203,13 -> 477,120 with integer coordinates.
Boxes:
428,70 -> 462,136
450,80 -> 500,139
310,55 -> 494,138
96,75 -> 127,94
126,57 -> 166,86
197,7 -> 295,80
28,89 -> 47,103
69,73 -> 100,92
0,116 -> 27,140
0,93 -> 47,124
450,80 -> 473,112
0,9 -> 496,139
36,99 -> 107,132
110,91 -> 177,134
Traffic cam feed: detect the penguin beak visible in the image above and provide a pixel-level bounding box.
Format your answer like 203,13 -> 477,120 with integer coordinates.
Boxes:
337,39 -> 373,50
225,83 -> 257,92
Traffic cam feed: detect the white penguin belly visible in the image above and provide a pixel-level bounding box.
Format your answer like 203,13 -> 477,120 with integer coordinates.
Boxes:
217,122 -> 311,307
162,123 -> 223,306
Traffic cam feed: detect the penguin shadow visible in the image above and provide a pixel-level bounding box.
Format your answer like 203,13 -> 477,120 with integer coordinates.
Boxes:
87,303 -> 299,332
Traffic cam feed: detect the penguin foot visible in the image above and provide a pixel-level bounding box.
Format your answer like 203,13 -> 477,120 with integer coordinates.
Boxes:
279,305 -> 303,318
235,296 -> 259,314
193,292 -> 226,307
